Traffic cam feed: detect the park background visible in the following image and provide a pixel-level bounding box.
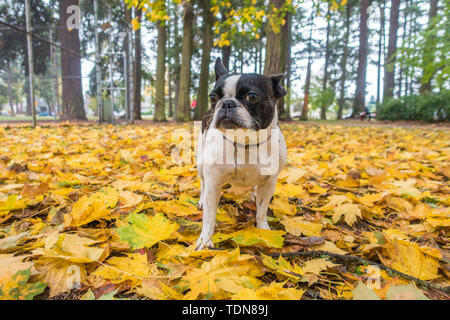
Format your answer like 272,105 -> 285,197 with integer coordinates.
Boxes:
0,0 -> 449,301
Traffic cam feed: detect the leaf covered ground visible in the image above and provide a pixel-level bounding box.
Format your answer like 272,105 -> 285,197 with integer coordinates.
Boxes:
0,123 -> 449,300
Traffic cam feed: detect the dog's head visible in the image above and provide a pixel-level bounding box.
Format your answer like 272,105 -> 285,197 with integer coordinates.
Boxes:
209,58 -> 286,131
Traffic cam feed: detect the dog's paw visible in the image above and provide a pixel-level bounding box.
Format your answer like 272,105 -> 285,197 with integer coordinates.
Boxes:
195,235 -> 213,250
256,221 -> 271,230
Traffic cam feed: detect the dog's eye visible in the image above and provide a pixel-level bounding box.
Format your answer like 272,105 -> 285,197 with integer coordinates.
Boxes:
209,94 -> 219,104
246,92 -> 260,103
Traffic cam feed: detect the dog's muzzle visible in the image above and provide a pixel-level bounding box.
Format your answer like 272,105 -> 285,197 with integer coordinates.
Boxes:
215,99 -> 250,129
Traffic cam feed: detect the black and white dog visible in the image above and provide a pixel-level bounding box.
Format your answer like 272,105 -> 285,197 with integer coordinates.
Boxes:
195,58 -> 287,249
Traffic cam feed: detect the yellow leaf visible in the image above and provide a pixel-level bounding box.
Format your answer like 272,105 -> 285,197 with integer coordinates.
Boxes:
302,258 -> 338,276
280,217 -> 322,237
379,239 -> 440,280
270,198 -> 297,217
332,203 -> 362,226
314,241 -> 347,255
232,282 -> 304,300
119,190 -> 143,208
117,212 -> 178,250
261,254 -> 304,282
32,233 -> 105,263
213,227 -> 285,248
184,249 -> 263,299
308,185 -> 328,194
34,258 -> 86,298
93,253 -> 157,287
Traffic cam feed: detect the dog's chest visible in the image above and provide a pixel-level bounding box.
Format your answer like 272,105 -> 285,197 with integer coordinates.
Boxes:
199,128 -> 286,186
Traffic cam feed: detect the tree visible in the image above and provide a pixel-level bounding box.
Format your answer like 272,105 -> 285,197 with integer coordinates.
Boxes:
59,0 -> 86,121
299,5 -> 315,121
320,3 -> 332,120
133,8 -> 143,120
376,0 -> 386,110
175,2 -> 194,122
419,0 -> 438,94
353,0 -> 370,117
154,1 -> 167,122
337,1 -> 353,120
194,0 -> 215,120
264,0 -> 293,120
383,0 -> 400,100
0,0 -> 51,116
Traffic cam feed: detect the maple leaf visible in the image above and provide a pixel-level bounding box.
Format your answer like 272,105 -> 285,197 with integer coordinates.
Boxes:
280,217 -> 323,237
117,213 -> 178,250
302,258 -> 338,276
137,280 -> 183,300
0,269 -> 46,300
32,233 -> 106,263
64,187 -> 118,227
378,238 -> 440,280
93,252 -> 158,287
332,203 -> 362,226
0,195 -> 27,216
232,282 -> 304,300
352,282 -> 381,300
385,283 -> 429,300
270,198 -> 297,217
261,254 -> 304,282
118,191 -> 143,208
34,258 -> 86,298
184,249 -> 264,299
0,254 -> 36,279
213,227 -> 285,248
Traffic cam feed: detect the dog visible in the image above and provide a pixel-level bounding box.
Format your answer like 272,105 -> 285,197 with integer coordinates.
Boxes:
195,57 -> 287,250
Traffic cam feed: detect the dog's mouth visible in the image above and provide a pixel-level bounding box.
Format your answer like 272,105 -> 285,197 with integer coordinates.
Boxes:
217,117 -> 243,129
215,111 -> 251,129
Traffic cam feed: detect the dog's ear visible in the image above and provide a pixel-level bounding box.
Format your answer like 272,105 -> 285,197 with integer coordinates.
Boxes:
215,57 -> 228,80
269,74 -> 287,99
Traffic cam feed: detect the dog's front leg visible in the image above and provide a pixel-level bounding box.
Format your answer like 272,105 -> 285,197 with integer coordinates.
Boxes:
255,178 -> 277,230
196,181 -> 221,250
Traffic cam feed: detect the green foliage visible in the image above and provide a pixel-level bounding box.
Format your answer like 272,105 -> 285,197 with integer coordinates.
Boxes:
397,2 -> 450,91
310,77 -> 335,113
0,269 -> 46,300
378,91 -> 450,122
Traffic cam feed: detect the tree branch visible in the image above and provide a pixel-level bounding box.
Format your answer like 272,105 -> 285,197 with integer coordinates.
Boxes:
270,250 -> 450,295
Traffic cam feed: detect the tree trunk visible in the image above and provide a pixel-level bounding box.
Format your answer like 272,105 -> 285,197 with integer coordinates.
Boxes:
124,4 -> 132,120
133,8 -> 142,120
376,0 -> 385,111
173,5 -> 181,117
320,4 -> 331,120
6,60 -> 15,116
285,11 -> 292,118
264,0 -> 290,120
337,2 -> 352,120
58,0 -> 86,121
383,0 -> 400,100
300,8 -> 315,121
398,0 -> 409,98
419,0 -> 438,94
176,2 -> 194,122
154,13 -> 167,122
167,18 -> 173,119
353,0 -> 370,117
194,0 -> 214,121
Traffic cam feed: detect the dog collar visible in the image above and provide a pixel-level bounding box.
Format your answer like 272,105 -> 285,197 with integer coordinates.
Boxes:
222,133 -> 272,149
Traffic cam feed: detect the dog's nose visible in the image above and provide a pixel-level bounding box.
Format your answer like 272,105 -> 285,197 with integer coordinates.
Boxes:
221,99 -> 237,110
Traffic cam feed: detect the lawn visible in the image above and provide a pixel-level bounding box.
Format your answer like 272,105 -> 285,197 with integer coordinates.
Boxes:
0,123 -> 448,300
